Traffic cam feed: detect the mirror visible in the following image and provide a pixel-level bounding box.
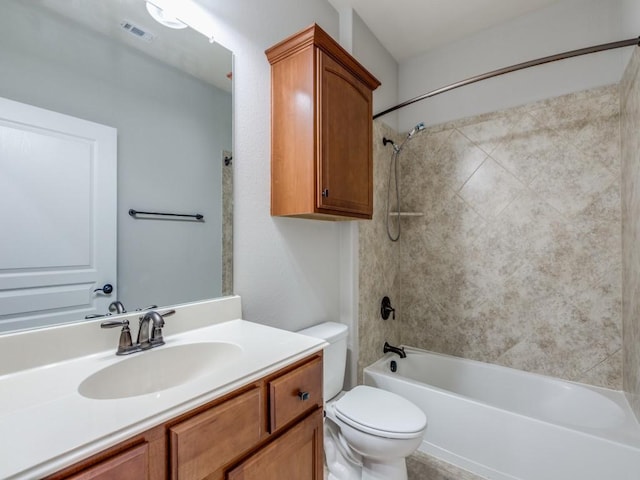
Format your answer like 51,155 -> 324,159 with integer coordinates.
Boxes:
0,0 -> 233,332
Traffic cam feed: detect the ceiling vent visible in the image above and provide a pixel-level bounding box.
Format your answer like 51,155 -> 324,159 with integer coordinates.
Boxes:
119,20 -> 156,43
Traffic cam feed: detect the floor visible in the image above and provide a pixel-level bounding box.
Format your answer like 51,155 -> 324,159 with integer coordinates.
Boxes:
324,450 -> 485,480
407,451 -> 486,480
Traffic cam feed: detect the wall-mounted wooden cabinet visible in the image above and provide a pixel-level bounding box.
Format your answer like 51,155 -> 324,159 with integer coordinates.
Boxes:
266,24 -> 380,221
45,353 -> 323,480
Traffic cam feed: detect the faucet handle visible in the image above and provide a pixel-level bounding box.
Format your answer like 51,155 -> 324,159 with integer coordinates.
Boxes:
101,319 -> 137,355
381,297 -> 396,320
100,319 -> 128,328
136,305 -> 158,311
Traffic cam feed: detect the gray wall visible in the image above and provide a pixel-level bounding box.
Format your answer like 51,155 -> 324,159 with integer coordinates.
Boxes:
0,1 -> 232,310
352,10 -> 399,130
398,0 -> 634,131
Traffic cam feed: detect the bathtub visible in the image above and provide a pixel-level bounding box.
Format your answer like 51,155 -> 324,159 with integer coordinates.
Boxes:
364,347 -> 640,480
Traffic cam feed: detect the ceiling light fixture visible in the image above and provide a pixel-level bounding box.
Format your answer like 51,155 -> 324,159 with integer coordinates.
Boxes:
145,2 -> 187,30
145,0 -> 215,43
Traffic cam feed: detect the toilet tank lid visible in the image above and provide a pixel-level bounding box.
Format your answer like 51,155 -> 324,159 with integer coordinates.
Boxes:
298,322 -> 348,343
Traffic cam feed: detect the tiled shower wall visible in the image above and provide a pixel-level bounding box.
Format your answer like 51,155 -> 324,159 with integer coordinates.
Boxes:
622,47 -> 640,418
361,84 -> 623,389
357,122 -> 403,380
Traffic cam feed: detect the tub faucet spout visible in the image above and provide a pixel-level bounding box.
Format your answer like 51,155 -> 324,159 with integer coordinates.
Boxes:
384,341 -> 406,359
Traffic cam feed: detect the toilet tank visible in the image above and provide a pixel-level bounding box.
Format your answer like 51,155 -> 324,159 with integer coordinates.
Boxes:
298,322 -> 348,401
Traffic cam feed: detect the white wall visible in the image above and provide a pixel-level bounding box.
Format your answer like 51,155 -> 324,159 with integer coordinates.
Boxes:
196,0 -> 344,332
622,0 -> 640,60
397,0 -> 634,130
352,11 -> 399,131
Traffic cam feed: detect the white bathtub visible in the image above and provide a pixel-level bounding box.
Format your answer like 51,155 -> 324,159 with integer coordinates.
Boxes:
364,347 -> 640,480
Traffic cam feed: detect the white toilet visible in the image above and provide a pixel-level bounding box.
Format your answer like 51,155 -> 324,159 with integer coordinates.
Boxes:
298,322 -> 427,480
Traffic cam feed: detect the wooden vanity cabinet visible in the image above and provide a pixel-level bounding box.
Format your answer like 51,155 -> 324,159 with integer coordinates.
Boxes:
266,24 -> 380,220
46,353 -> 323,480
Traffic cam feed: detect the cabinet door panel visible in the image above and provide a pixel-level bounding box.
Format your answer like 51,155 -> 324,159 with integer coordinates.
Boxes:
226,408 -> 323,480
318,51 -> 373,217
269,356 -> 322,432
64,443 -> 148,480
169,387 -> 262,480
270,45 -> 316,217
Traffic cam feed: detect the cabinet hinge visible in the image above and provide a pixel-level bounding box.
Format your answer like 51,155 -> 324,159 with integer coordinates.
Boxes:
321,189 -> 329,197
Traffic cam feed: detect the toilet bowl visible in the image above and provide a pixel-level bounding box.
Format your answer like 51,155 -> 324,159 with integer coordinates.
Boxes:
298,322 -> 426,480
326,385 -> 426,480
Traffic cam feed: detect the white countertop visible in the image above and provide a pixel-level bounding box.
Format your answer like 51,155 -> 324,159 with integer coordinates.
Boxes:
0,303 -> 326,479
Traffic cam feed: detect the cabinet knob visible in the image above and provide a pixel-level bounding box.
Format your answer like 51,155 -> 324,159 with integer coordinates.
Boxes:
321,189 -> 329,197
298,391 -> 310,401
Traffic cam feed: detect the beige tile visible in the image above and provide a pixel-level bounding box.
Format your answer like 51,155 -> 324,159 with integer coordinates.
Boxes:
621,48 -> 640,103
493,188 -> 566,261
459,301 -> 528,362
402,130 -> 458,217
457,113 -> 517,155
459,158 -> 525,219
621,47 -> 640,421
490,113 -> 564,185
497,339 -> 559,377
530,89 -> 618,132
533,230 -> 611,304
578,350 -> 623,390
575,106 -> 621,176
427,130 -> 488,191
408,127 -> 455,157
422,194 -> 486,250
528,139 -> 615,217
527,84 -> 618,112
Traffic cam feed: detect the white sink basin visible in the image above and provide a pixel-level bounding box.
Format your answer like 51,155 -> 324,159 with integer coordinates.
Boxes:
78,342 -> 243,400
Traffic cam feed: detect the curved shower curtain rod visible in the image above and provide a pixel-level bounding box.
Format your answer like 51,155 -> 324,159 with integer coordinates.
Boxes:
373,36 -> 640,120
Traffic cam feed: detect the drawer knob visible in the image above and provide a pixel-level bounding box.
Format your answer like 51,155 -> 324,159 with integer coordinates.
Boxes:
298,391 -> 310,401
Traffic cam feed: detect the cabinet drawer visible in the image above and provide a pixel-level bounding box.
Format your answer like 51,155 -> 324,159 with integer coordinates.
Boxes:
169,387 -> 262,480
64,443 -> 148,480
269,357 -> 322,432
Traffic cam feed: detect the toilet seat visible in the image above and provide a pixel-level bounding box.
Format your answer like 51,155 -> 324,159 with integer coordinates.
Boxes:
333,386 -> 427,440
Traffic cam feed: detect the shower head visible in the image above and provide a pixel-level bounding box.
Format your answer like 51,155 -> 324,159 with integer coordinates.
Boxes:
407,122 -> 425,139
382,121 -> 425,154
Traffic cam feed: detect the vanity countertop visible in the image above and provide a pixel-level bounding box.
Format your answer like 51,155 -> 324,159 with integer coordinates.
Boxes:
0,300 -> 326,479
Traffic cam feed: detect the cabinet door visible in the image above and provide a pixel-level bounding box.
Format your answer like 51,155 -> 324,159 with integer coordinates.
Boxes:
64,443 -> 148,480
226,408 -> 323,480
318,51 -> 373,218
169,387 -> 262,480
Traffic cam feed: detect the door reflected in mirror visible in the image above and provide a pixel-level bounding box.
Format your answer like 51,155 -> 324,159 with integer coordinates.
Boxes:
0,0 -> 233,332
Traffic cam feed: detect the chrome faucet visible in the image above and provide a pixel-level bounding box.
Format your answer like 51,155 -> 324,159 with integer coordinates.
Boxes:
108,301 -> 127,314
101,309 -> 175,355
84,301 -> 127,319
136,310 -> 175,350
383,341 -> 406,359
